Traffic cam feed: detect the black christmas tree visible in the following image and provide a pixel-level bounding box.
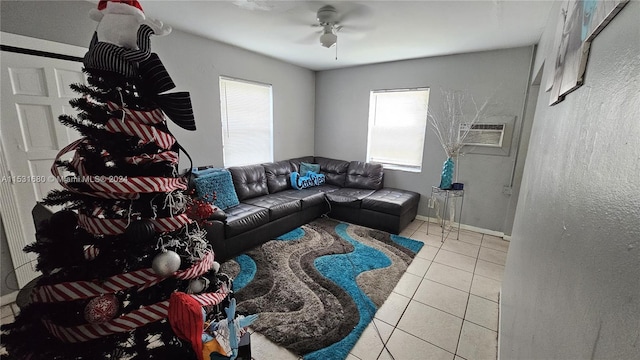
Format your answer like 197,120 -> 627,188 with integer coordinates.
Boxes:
0,1 -> 232,359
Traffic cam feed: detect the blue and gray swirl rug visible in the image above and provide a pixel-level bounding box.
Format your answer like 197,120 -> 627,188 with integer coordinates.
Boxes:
220,217 -> 423,360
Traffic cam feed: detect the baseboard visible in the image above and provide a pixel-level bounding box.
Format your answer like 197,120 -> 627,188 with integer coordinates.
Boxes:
1,291 -> 19,306
414,215 -> 510,241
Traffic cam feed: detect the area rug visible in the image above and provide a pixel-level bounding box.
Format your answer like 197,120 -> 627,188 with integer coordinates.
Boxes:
219,217 -> 424,360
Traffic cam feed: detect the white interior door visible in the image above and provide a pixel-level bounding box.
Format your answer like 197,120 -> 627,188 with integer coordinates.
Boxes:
0,33 -> 86,288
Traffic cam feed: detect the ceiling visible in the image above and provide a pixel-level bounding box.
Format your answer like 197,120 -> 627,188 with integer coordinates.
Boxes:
138,0 -> 555,71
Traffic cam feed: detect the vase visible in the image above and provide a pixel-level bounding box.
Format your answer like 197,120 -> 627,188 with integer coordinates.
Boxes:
439,157 -> 455,189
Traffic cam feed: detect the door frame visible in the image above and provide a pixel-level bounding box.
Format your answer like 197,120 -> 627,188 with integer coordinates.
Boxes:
0,32 -> 86,288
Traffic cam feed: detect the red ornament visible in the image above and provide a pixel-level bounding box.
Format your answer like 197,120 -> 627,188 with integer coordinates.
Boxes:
185,197 -> 215,225
84,294 -> 119,324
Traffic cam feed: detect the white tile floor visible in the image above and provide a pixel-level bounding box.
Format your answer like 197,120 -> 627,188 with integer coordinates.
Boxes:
0,219 -> 509,360
248,219 -> 509,360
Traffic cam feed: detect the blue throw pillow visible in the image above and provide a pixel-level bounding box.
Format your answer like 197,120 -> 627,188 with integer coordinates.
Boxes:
300,162 -> 320,177
191,167 -> 220,177
193,169 -> 240,210
291,171 -> 326,190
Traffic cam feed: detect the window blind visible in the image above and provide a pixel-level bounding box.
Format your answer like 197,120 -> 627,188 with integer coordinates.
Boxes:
366,88 -> 430,171
219,77 -> 273,167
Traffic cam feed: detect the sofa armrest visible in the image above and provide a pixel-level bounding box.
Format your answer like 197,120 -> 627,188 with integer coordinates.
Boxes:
208,208 -> 228,222
204,218 -> 229,261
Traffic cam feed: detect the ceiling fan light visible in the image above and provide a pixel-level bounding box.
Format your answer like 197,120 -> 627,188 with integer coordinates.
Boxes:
320,32 -> 337,48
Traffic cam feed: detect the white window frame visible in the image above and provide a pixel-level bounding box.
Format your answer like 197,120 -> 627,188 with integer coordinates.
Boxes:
219,76 -> 273,167
366,88 -> 430,172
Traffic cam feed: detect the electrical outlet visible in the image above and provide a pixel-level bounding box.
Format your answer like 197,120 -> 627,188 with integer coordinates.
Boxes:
428,198 -> 435,208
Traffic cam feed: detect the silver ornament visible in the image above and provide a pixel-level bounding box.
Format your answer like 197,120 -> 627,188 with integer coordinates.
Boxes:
151,250 -> 181,276
187,277 -> 209,293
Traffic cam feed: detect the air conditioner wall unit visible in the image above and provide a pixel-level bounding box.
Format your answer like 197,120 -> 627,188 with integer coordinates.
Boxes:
460,123 -> 505,148
458,115 -> 516,157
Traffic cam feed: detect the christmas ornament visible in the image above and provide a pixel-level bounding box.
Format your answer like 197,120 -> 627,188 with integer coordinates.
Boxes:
84,294 -> 119,324
125,219 -> 155,242
50,209 -> 78,238
152,250 -> 181,276
211,261 -> 220,274
187,277 -> 209,294
186,196 -> 215,226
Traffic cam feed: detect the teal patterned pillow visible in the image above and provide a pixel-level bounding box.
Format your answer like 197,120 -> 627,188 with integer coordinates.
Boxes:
191,167 -> 220,177
300,162 -> 320,177
193,169 -> 239,210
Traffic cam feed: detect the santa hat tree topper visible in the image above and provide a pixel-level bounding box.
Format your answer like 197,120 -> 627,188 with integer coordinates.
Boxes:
90,0 -> 145,21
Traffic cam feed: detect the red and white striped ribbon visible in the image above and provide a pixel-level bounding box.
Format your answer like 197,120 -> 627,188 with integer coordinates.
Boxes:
52,138 -> 187,199
51,140 -> 139,200
83,245 -> 99,260
77,213 -> 192,236
106,102 -> 165,125
105,117 -> 175,150
84,174 -> 186,198
41,290 -> 228,343
139,250 -> 215,291
31,251 -> 214,303
124,151 -> 179,165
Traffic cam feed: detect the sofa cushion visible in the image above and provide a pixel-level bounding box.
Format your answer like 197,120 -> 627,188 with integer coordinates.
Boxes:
279,187 -> 337,209
345,161 -> 384,190
325,188 -> 376,208
263,160 -> 294,194
224,203 -> 270,238
243,194 -> 301,221
229,164 -> 269,201
315,157 -> 349,187
361,188 -> 420,216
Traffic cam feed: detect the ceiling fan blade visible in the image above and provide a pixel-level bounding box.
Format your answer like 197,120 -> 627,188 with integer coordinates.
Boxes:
337,23 -> 376,34
337,3 -> 373,24
295,31 -> 321,45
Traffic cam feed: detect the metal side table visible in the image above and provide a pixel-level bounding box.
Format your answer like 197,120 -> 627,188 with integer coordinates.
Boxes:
426,186 -> 464,242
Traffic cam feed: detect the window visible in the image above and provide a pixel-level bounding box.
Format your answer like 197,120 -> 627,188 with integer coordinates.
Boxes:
219,77 -> 273,167
366,88 -> 430,172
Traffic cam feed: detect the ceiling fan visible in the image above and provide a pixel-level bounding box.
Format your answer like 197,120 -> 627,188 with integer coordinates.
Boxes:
315,5 -> 341,48
306,4 -> 372,49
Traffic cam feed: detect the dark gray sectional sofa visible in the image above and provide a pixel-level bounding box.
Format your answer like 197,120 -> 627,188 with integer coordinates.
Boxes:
198,156 -> 420,262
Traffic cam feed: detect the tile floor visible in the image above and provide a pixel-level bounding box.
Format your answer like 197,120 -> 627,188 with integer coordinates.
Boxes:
0,219 -> 509,360
251,219 -> 509,360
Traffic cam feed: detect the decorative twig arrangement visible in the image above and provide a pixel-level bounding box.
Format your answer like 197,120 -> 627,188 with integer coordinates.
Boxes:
427,89 -> 491,158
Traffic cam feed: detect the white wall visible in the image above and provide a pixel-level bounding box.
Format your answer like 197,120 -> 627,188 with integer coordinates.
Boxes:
500,1 -> 640,359
315,47 -> 534,233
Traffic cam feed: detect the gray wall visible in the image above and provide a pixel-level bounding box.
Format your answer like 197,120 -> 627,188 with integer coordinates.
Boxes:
1,1 -> 96,48
0,0 -> 316,168
315,47 -> 534,233
500,1 -> 640,359
0,1 -> 315,295
152,31 -> 316,170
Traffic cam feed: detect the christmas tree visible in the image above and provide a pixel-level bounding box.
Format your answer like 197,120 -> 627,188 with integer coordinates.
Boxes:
1,1 -> 238,359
